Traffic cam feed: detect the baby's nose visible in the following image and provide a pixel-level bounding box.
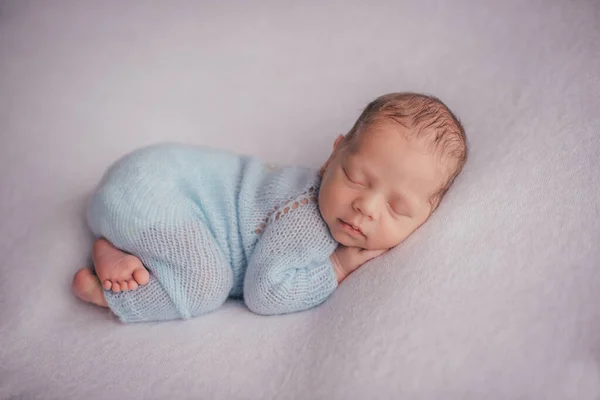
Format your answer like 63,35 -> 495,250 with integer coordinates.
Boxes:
354,192 -> 381,220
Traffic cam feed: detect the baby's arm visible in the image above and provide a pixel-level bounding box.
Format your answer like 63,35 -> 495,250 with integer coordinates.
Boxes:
243,198 -> 339,316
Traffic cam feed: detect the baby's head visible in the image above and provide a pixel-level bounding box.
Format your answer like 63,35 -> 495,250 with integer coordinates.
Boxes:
318,92 -> 467,250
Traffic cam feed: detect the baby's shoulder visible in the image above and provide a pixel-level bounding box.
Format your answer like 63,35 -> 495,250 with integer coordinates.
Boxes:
257,184 -> 326,236
271,186 -> 320,223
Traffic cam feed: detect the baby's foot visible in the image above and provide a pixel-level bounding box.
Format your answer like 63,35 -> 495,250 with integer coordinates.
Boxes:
72,268 -> 108,308
92,238 -> 150,292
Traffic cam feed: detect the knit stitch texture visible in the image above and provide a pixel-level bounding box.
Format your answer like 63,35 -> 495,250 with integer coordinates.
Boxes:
87,143 -> 339,322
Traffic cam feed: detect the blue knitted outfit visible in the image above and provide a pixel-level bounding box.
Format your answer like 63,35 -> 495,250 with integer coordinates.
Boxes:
87,143 -> 339,322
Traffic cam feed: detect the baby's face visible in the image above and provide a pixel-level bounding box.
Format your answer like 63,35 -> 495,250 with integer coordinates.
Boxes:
319,121 -> 448,250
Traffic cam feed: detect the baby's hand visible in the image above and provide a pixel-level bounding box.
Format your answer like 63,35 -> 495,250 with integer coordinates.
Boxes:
331,246 -> 387,283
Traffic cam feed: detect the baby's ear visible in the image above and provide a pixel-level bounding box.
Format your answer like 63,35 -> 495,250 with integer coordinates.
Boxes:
319,135 -> 344,177
334,134 -> 345,150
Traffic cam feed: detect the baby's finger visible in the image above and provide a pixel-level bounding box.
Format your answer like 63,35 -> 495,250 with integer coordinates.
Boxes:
360,248 -> 388,262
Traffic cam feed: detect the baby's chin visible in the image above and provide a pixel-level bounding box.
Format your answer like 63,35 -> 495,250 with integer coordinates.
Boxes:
339,236 -> 397,252
328,232 -> 353,248
330,231 -> 380,250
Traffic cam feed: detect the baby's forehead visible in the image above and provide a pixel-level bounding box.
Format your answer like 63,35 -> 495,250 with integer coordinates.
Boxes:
348,122 -> 435,159
345,126 -> 450,188
359,120 -> 451,158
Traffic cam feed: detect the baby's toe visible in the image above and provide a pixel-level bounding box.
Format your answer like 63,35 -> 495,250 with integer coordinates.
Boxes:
127,280 -> 138,290
133,268 -> 150,286
111,282 -> 121,293
118,282 -> 129,292
103,280 -> 112,290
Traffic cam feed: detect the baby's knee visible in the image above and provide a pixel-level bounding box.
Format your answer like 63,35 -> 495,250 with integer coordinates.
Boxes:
187,266 -> 234,317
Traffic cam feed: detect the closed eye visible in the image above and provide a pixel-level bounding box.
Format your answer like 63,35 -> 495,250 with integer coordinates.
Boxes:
342,167 -> 364,186
342,167 -> 352,180
388,202 -> 407,216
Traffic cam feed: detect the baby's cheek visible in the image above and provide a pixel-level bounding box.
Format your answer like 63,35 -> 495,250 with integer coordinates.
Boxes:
400,220 -> 422,242
321,186 -> 337,209
380,221 -> 408,247
331,189 -> 346,208
335,185 -> 354,205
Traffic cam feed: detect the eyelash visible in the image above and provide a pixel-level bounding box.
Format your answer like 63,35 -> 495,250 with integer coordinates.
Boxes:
342,167 -> 363,186
388,202 -> 403,216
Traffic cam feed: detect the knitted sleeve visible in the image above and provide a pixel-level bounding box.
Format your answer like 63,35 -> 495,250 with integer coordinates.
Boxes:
243,192 -> 339,315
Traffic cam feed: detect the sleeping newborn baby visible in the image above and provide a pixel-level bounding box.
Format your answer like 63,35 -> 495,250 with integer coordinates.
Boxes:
72,92 -> 468,323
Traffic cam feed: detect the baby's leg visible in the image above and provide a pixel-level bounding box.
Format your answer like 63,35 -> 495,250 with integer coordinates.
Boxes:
72,268 -> 108,308
78,220 -> 234,322
92,238 -> 150,292
134,222 -> 235,320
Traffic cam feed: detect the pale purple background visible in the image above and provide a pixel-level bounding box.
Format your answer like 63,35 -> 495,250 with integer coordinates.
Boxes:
1,1 -> 599,399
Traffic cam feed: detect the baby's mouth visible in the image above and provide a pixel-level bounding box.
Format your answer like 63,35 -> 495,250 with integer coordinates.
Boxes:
338,218 -> 366,237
